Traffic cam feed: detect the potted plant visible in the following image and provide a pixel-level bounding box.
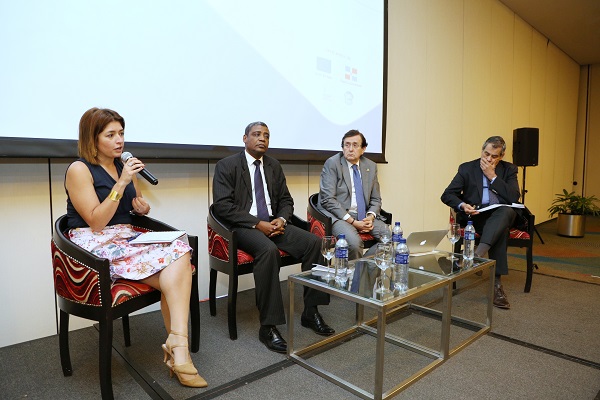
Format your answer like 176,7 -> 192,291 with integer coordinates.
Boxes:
547,189 -> 600,237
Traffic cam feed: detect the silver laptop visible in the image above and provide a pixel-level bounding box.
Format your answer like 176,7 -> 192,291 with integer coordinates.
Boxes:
405,230 -> 447,255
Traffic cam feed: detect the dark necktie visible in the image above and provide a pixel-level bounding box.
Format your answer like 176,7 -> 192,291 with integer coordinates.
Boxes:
253,160 -> 270,221
352,164 -> 366,220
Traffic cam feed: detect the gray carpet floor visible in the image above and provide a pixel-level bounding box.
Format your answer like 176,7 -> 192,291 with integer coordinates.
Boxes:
1,269 -> 599,400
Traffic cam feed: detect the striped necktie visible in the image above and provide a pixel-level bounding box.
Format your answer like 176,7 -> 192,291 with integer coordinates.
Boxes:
483,176 -> 500,205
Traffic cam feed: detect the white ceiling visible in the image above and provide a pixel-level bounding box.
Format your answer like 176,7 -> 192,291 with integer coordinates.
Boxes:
499,0 -> 600,65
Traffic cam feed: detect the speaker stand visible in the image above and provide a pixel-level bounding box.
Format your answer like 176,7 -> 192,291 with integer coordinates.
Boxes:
521,166 -> 545,244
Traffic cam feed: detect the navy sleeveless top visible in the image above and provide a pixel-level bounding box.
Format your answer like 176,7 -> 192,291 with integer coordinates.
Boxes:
66,158 -> 136,229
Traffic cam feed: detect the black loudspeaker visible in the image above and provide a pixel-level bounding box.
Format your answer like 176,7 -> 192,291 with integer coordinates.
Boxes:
513,127 -> 539,166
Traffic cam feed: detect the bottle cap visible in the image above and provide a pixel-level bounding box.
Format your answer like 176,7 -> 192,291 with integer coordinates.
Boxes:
338,234 -> 345,239
467,220 -> 473,225
399,237 -> 406,243
395,222 -> 400,226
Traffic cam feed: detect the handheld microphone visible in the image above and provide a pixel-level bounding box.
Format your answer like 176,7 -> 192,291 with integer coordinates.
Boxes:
120,152 -> 159,185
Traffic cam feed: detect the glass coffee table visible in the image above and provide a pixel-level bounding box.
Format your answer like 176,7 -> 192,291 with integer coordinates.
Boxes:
287,251 -> 495,400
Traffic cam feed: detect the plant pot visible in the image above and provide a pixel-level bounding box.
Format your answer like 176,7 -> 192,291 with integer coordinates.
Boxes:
556,213 -> 586,237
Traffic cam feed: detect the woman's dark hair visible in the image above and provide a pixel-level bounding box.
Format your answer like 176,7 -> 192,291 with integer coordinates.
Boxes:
78,108 -> 125,164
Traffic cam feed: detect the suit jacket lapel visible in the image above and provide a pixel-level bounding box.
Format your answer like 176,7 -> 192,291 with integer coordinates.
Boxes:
496,161 -> 506,180
340,154 -> 352,194
262,157 -> 274,198
239,152 -> 252,198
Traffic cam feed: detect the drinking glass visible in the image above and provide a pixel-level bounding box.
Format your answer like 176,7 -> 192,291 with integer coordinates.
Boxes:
447,223 -> 461,261
321,236 -> 337,281
380,224 -> 392,244
374,243 -> 393,294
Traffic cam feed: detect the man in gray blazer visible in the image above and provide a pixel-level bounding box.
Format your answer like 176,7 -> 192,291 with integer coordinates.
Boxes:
212,121 -> 334,353
441,136 -> 520,309
317,130 -> 387,260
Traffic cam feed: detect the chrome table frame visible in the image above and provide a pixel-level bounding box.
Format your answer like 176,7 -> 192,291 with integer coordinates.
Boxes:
287,252 -> 495,400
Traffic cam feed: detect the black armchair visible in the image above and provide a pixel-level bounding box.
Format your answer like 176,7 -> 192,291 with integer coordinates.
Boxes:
307,193 -> 392,250
450,206 -> 538,292
51,214 -> 200,400
207,204 -> 306,340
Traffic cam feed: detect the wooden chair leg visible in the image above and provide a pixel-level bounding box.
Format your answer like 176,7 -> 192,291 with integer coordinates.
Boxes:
59,310 -> 73,376
122,315 -> 131,347
190,273 -> 200,353
228,273 -> 239,340
209,268 -> 217,316
98,318 -> 114,400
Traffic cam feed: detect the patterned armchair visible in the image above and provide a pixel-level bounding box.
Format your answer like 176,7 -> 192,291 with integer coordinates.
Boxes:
207,204 -> 307,340
51,214 -> 200,400
307,193 -> 393,249
450,206 -> 538,292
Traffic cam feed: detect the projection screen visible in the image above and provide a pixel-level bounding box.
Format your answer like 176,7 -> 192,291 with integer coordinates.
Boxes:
0,0 -> 387,161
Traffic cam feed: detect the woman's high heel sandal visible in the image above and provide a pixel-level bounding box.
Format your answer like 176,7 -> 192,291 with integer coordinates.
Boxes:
166,359 -> 208,388
162,331 -> 208,388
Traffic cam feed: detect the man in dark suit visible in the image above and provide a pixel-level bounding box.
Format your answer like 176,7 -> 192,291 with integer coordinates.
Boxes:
317,130 -> 387,260
441,136 -> 520,309
212,121 -> 334,353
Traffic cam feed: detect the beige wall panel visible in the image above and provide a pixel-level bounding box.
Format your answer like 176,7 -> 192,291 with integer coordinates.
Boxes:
489,1 -> 514,138
512,16 -> 533,131
555,56 -> 581,193
547,46 -> 578,198
282,163 -> 311,218
585,65 -> 600,198
510,17 -> 533,218
384,0 -> 429,233
308,162 -> 324,197
462,0 -> 492,146
521,30 -> 548,219
423,0 -> 464,230
530,31 -> 548,129
573,65 -> 591,193
542,44 -> 560,210
574,67 -> 588,195
0,160 -> 57,347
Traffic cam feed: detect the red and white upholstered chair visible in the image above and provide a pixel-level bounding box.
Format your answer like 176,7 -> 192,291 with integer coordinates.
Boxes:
207,204 -> 307,340
307,193 -> 393,249
51,214 -> 200,400
449,206 -> 538,292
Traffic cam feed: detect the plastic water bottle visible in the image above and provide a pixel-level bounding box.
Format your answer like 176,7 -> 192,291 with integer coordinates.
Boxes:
392,222 -> 403,245
335,234 -> 349,284
463,220 -> 476,261
393,237 -> 409,292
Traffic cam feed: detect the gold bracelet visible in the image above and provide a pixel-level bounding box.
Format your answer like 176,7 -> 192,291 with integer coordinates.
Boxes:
108,190 -> 123,202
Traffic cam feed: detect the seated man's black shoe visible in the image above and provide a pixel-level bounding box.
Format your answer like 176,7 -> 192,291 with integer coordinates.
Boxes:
301,312 -> 335,336
259,326 -> 287,353
493,284 -> 510,309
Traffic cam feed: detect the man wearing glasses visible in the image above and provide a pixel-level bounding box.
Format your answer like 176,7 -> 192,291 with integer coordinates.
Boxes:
317,129 -> 387,260
441,136 -> 520,309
